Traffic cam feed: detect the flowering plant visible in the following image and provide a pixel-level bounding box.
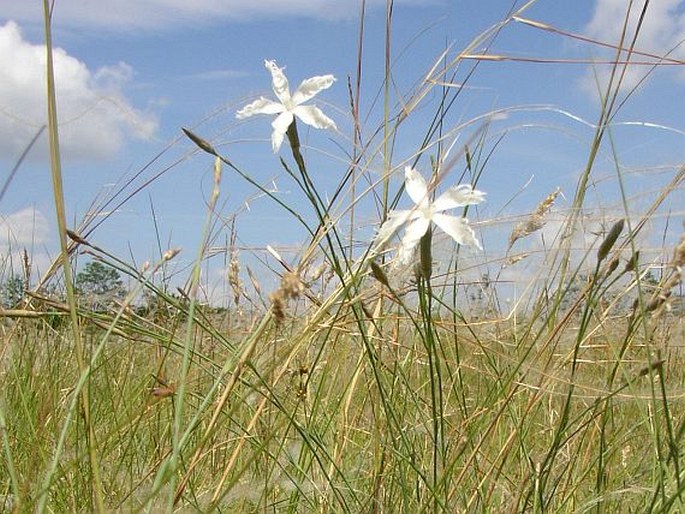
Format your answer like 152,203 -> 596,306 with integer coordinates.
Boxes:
236,60 -> 337,152
375,166 -> 485,265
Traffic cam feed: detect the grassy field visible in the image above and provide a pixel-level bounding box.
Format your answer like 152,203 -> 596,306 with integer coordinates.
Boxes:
2,2 -> 685,512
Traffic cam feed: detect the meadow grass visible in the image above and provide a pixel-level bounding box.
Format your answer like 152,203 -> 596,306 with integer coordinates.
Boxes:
1,2 -> 685,512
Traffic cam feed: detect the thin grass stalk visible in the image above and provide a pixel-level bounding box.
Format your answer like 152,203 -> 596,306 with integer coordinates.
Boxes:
0,404 -> 20,510
382,0 -> 393,222
283,122 -> 330,224
170,310 -> 273,505
416,268 -> 446,509
0,126 -> 45,205
153,156 -> 222,508
601,109 -> 680,503
595,122 -> 645,508
529,7 -> 648,506
35,270 -> 151,513
283,122 -> 353,281
554,0 -> 645,310
349,0 -> 366,261
39,2 -> 104,512
182,128 -> 315,237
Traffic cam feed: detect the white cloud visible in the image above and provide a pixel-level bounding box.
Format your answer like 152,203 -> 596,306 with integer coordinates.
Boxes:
0,207 -> 55,277
183,69 -> 250,82
0,0 -> 436,31
0,21 -> 157,162
581,0 -> 685,96
0,207 -> 50,248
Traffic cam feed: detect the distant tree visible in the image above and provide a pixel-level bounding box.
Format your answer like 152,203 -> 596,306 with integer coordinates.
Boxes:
75,261 -> 125,310
0,275 -> 25,308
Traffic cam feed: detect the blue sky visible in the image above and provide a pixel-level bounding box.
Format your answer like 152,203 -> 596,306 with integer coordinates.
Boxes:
1,0 -> 684,302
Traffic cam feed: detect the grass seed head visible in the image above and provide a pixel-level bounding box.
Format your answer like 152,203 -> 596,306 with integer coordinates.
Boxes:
246,266 -> 262,297
370,260 -> 390,288
508,188 -> 560,248
673,232 -> 685,271
229,254 -> 243,307
228,223 -> 243,307
162,248 -> 181,262
269,270 -> 305,324
269,291 -> 286,324
281,270 -> 305,299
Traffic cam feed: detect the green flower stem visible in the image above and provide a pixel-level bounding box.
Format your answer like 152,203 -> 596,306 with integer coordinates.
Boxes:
285,121 -> 328,219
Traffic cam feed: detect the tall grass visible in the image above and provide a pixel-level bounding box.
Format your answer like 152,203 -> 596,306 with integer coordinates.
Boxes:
1,2 -> 685,512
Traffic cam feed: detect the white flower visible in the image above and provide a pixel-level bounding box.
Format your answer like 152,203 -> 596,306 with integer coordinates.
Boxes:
236,60 -> 337,152
375,166 -> 485,265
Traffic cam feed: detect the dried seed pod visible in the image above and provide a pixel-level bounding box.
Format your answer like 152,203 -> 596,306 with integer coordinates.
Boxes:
370,260 -> 390,288
66,229 -> 88,245
606,257 -> 620,277
418,230 -> 433,280
182,127 -> 217,155
597,219 -> 625,264
623,251 -> 640,274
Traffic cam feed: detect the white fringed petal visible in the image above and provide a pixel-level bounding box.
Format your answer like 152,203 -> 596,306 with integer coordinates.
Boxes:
293,105 -> 337,130
432,213 -> 481,248
397,218 -> 430,265
380,166 -> 485,268
375,210 -> 412,248
292,75 -> 336,105
433,185 -> 486,212
264,60 -> 291,105
271,111 -> 294,152
404,166 -> 428,206
236,97 -> 284,118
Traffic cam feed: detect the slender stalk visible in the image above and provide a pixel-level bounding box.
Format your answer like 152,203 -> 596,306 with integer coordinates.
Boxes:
0,405 -> 20,511
40,3 -> 104,512
153,157 -> 223,508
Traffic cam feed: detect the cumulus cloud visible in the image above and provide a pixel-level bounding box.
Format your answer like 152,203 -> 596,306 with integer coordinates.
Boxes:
0,207 -> 54,277
0,21 -> 157,162
0,206 -> 50,271
581,0 -> 685,96
0,207 -> 50,248
0,0 -> 435,31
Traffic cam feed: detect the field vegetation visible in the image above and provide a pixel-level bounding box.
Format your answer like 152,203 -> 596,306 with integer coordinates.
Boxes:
1,1 -> 684,512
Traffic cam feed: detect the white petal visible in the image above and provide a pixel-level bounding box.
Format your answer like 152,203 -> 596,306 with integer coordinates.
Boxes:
374,210 -> 412,248
432,213 -> 481,248
291,74 -> 336,105
396,240 -> 419,266
265,59 -> 291,105
432,185 -> 486,212
236,97 -> 285,118
396,218 -> 429,265
293,105 -> 337,130
404,166 -> 428,206
271,111 -> 294,152
400,217 -> 429,256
